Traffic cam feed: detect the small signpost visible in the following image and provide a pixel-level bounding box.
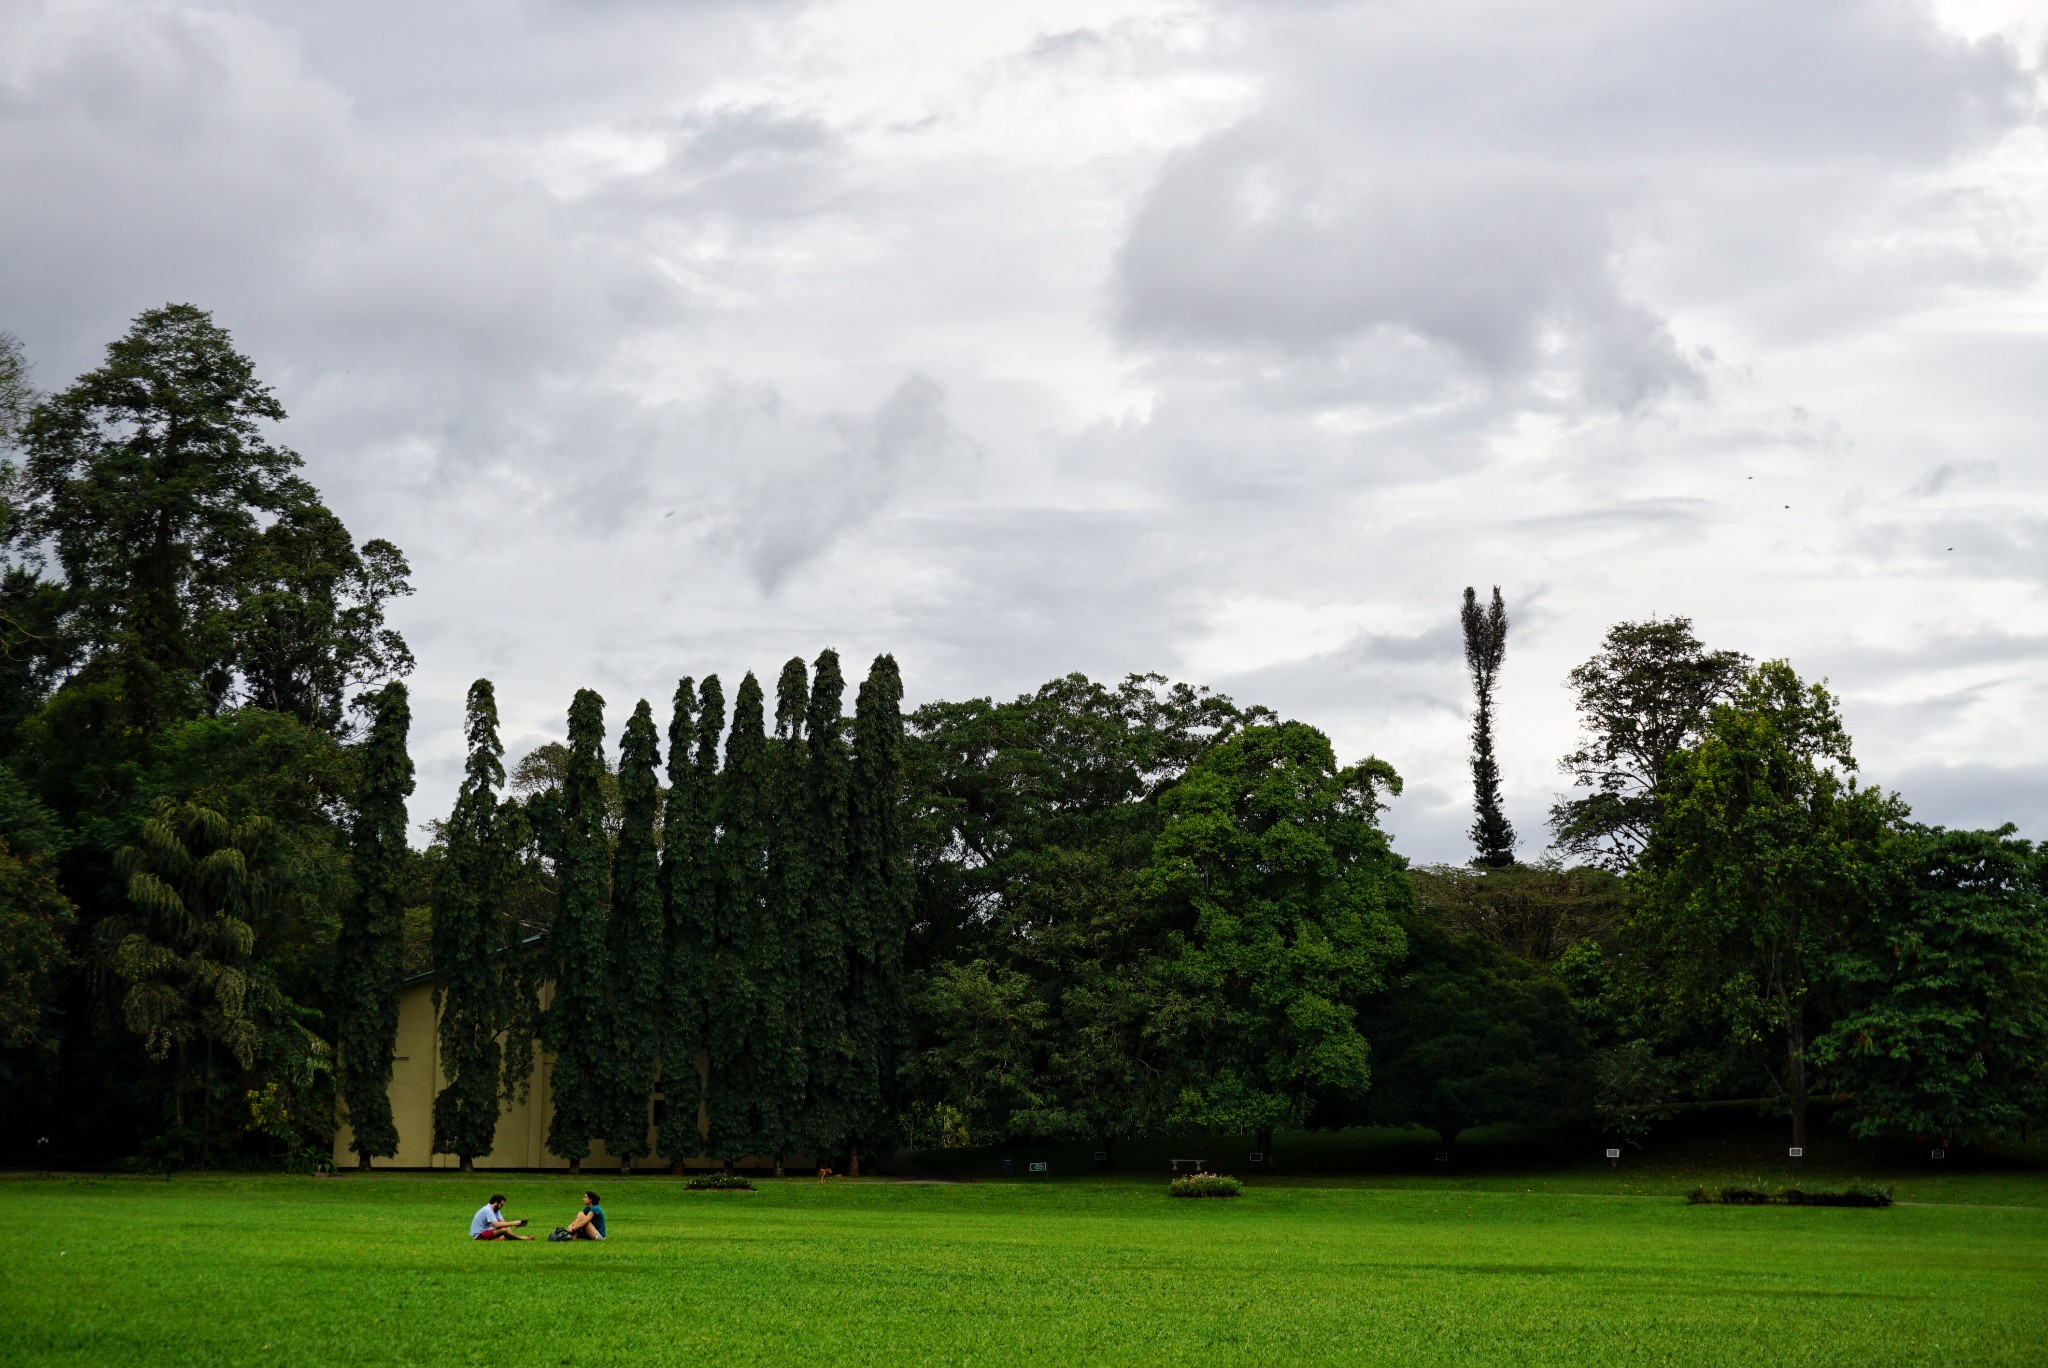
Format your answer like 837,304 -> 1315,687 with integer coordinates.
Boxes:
1606,1147 -> 1621,1168
1931,1148 -> 1945,1161
1028,1161 -> 1048,1174
1788,1147 -> 1804,1160
1248,1151 -> 1264,1164
1094,1151 -> 1108,1163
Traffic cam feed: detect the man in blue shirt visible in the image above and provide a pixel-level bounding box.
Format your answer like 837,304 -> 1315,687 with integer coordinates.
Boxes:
563,1190 -> 606,1241
469,1194 -> 532,1241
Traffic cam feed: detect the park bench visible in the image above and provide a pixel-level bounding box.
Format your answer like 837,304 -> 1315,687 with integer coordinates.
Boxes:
1169,1158 -> 1207,1173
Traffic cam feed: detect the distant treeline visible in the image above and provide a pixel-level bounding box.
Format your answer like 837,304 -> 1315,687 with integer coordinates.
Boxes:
0,308 -> 2041,1171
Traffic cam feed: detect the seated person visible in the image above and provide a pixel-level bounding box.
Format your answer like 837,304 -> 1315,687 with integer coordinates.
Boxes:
470,1194 -> 532,1241
563,1190 -> 606,1241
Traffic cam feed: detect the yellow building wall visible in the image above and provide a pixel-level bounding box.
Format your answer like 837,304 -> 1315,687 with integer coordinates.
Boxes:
334,977 -> 721,1171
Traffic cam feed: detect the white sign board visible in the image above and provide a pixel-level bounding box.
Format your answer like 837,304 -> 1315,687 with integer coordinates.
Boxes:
1605,1148 -> 1622,1160
1028,1162 -> 1047,1173
1787,1147 -> 1804,1158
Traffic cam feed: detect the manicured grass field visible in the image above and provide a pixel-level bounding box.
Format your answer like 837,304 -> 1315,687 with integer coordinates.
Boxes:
4,1164 -> 2045,1367
4,1163 -> 2048,1368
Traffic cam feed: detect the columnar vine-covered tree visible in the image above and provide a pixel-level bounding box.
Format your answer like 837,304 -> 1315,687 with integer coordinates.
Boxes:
798,650 -> 853,1160
335,681 -> 413,1166
432,681 -> 509,1169
1460,586 -> 1515,867
657,676 -> 719,1166
605,699 -> 663,1170
545,689 -> 612,1172
844,653 -> 912,1171
751,658 -> 812,1164
706,673 -> 769,1164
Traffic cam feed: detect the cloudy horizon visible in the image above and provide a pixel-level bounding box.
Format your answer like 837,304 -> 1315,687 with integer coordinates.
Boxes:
3,0 -> 2044,861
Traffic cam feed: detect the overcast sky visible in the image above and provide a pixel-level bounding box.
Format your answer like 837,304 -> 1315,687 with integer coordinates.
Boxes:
3,0 -> 2044,861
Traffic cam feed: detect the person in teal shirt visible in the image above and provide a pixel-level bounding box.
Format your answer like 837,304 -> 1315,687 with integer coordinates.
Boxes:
564,1190 -> 606,1241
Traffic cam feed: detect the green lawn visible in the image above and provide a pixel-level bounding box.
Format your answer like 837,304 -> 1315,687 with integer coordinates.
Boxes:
4,1167 -> 2044,1366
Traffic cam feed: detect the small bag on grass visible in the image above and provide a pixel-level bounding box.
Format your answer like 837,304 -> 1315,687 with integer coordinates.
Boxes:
548,1227 -> 573,1242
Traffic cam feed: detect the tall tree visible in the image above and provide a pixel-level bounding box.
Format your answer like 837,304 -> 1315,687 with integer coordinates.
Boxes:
1460,585 -> 1515,867
605,699 -> 664,1170
1145,721 -> 1410,1167
1635,661 -> 1904,1149
12,305 -> 410,735
431,681 -> 509,1170
1549,617 -> 1749,869
751,658 -> 812,1164
657,676 -> 719,1167
797,651 -> 854,1161
334,681 -> 413,1166
843,653 -> 912,1171
705,673 -> 768,1165
544,689 -> 612,1172
902,673 -> 1251,1165
1814,824 -> 2048,1146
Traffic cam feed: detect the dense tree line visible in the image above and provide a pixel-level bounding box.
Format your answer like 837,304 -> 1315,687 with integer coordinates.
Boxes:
0,308 -> 414,1165
2,310 -> 2040,1171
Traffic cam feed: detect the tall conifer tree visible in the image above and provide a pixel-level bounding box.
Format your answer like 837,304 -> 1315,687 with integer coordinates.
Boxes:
657,676 -> 720,1166
432,680 -> 508,1169
335,681 -> 413,1166
545,688 -> 612,1172
1461,585 -> 1516,867
844,653 -> 911,1172
606,699 -> 663,1170
705,673 -> 769,1164
798,650 -> 854,1159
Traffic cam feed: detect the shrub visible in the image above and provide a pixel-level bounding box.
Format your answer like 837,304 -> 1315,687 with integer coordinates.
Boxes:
1784,1184 -> 1892,1208
1688,1184 -> 1893,1208
1168,1172 -> 1242,1198
685,1173 -> 755,1191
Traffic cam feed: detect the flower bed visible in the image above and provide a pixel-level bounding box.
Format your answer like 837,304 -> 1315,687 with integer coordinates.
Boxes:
1168,1172 -> 1242,1198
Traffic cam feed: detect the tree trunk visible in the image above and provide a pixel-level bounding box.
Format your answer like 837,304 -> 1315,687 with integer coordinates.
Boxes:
1785,999 -> 1808,1151
459,1155 -> 473,1173
848,1147 -> 861,1178
1254,1125 -> 1274,1169
620,1156 -> 633,1175
358,1152 -> 372,1171
569,1157 -> 582,1175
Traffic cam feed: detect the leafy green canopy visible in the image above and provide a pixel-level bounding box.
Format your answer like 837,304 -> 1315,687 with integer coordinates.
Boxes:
1550,617 -> 1749,870
1816,825 -> 2048,1144
12,304 -> 411,738
1146,721 -> 1409,1145
906,673 -> 1254,1158
1633,660 -> 1904,1148
1353,916 -> 1589,1145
